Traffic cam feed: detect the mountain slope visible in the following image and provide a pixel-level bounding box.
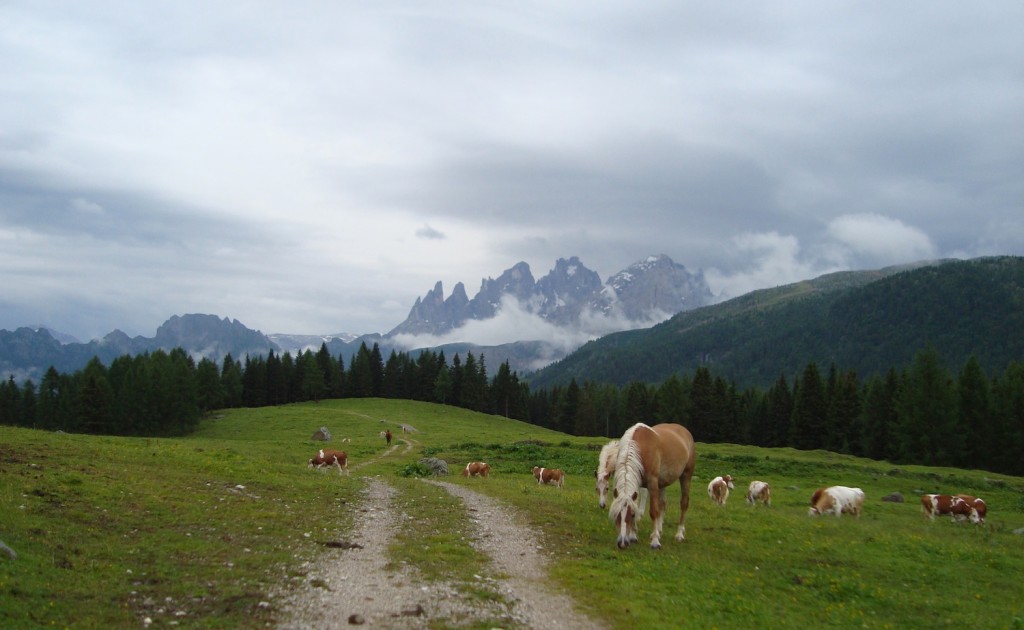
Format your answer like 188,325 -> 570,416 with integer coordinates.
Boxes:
527,256 -> 1024,389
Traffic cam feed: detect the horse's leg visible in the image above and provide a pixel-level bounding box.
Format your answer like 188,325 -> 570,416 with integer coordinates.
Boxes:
675,470 -> 693,542
650,483 -> 666,549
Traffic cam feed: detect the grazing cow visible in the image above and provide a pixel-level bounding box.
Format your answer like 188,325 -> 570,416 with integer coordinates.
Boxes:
955,494 -> 987,524
308,449 -> 350,476
921,494 -> 980,524
461,462 -> 490,477
533,467 -> 565,488
707,475 -> 735,505
746,480 -> 772,507
808,486 -> 864,517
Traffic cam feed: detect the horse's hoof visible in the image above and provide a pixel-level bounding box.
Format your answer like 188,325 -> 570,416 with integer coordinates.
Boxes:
651,542 -> 661,550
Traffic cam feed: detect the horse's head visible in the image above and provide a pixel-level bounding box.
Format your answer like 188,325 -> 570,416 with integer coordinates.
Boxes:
596,470 -> 611,508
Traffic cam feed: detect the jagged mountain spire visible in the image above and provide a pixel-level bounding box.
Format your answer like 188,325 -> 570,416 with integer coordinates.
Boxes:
387,254 -> 712,337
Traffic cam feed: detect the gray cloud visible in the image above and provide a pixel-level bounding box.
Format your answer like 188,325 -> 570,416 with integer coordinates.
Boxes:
1,1 -> 1022,341
415,224 -> 445,240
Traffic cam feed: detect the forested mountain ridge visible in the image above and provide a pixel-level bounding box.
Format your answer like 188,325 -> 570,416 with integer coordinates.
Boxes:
527,256 -> 1024,390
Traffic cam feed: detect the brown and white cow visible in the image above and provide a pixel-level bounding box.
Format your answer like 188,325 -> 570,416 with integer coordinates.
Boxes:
921,494 -> 980,524
533,466 -> 565,488
308,449 -> 349,476
808,486 -> 864,517
707,475 -> 735,505
461,462 -> 490,477
955,494 -> 987,524
746,480 -> 772,507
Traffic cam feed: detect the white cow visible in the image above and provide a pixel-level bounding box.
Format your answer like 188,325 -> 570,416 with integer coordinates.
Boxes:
707,475 -> 735,505
808,486 -> 864,517
746,480 -> 772,507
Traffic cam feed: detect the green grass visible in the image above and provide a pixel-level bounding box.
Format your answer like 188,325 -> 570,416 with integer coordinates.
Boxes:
2,399 -> 1024,629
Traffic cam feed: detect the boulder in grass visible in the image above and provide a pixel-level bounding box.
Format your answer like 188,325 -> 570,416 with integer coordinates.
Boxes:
881,492 -> 905,503
419,457 -> 449,476
311,426 -> 331,441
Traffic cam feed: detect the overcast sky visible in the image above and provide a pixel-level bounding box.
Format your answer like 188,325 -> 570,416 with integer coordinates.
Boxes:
2,2 -> 1022,343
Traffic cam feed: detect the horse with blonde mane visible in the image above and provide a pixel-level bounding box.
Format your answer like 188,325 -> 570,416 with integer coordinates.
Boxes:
608,422 -> 696,550
596,440 -> 619,509
596,440 -> 649,517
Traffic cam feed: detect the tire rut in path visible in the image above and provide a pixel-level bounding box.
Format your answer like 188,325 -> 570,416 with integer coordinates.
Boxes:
275,477 -> 603,629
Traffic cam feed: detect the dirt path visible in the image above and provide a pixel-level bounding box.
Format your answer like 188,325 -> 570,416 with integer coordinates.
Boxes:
275,463 -> 603,629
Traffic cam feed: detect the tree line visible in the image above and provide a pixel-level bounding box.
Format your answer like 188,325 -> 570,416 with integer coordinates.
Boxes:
1,342 -> 1021,476
531,346 -> 1024,476
0,343 -> 529,437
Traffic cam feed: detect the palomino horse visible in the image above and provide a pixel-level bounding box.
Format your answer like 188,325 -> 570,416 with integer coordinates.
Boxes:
608,422 -> 696,550
596,440 -> 649,518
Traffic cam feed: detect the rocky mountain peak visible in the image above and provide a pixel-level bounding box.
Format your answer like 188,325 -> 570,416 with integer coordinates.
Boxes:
594,254 -> 713,321
388,254 -> 712,338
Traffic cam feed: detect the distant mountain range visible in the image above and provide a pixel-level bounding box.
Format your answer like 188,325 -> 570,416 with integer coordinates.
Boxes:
0,254 -> 711,382
11,255 -> 1019,391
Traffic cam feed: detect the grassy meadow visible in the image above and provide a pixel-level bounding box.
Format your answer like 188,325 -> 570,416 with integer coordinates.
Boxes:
1,398 -> 1023,629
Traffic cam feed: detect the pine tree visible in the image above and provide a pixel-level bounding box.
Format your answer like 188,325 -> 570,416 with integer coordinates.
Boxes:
957,355 -> 994,469
558,378 -> 581,435
490,361 -> 517,418
763,373 -> 794,447
74,357 -> 115,434
195,358 -> 224,411
894,347 -> 957,465
221,354 -> 244,408
0,376 -> 21,426
624,381 -> 655,428
826,369 -> 861,454
297,351 -> 325,402
433,364 -> 453,404
36,366 -> 63,430
655,374 -> 689,425
789,362 -> 827,450
991,360 -> 1024,475
347,343 -> 374,398
369,344 -> 385,397
858,369 -> 899,461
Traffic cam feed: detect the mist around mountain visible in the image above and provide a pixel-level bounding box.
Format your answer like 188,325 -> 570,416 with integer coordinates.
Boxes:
384,254 -> 712,371
1,254 -> 712,382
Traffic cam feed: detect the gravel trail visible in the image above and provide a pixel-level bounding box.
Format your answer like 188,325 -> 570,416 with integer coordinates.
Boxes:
275,472 -> 603,629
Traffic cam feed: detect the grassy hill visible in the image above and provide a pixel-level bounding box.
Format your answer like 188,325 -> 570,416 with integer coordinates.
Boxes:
2,399 -> 1023,628
527,256 -> 1024,389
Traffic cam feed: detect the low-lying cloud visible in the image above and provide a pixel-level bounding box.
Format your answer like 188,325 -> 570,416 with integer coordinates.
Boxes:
389,294 -> 674,366
705,213 -> 939,302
